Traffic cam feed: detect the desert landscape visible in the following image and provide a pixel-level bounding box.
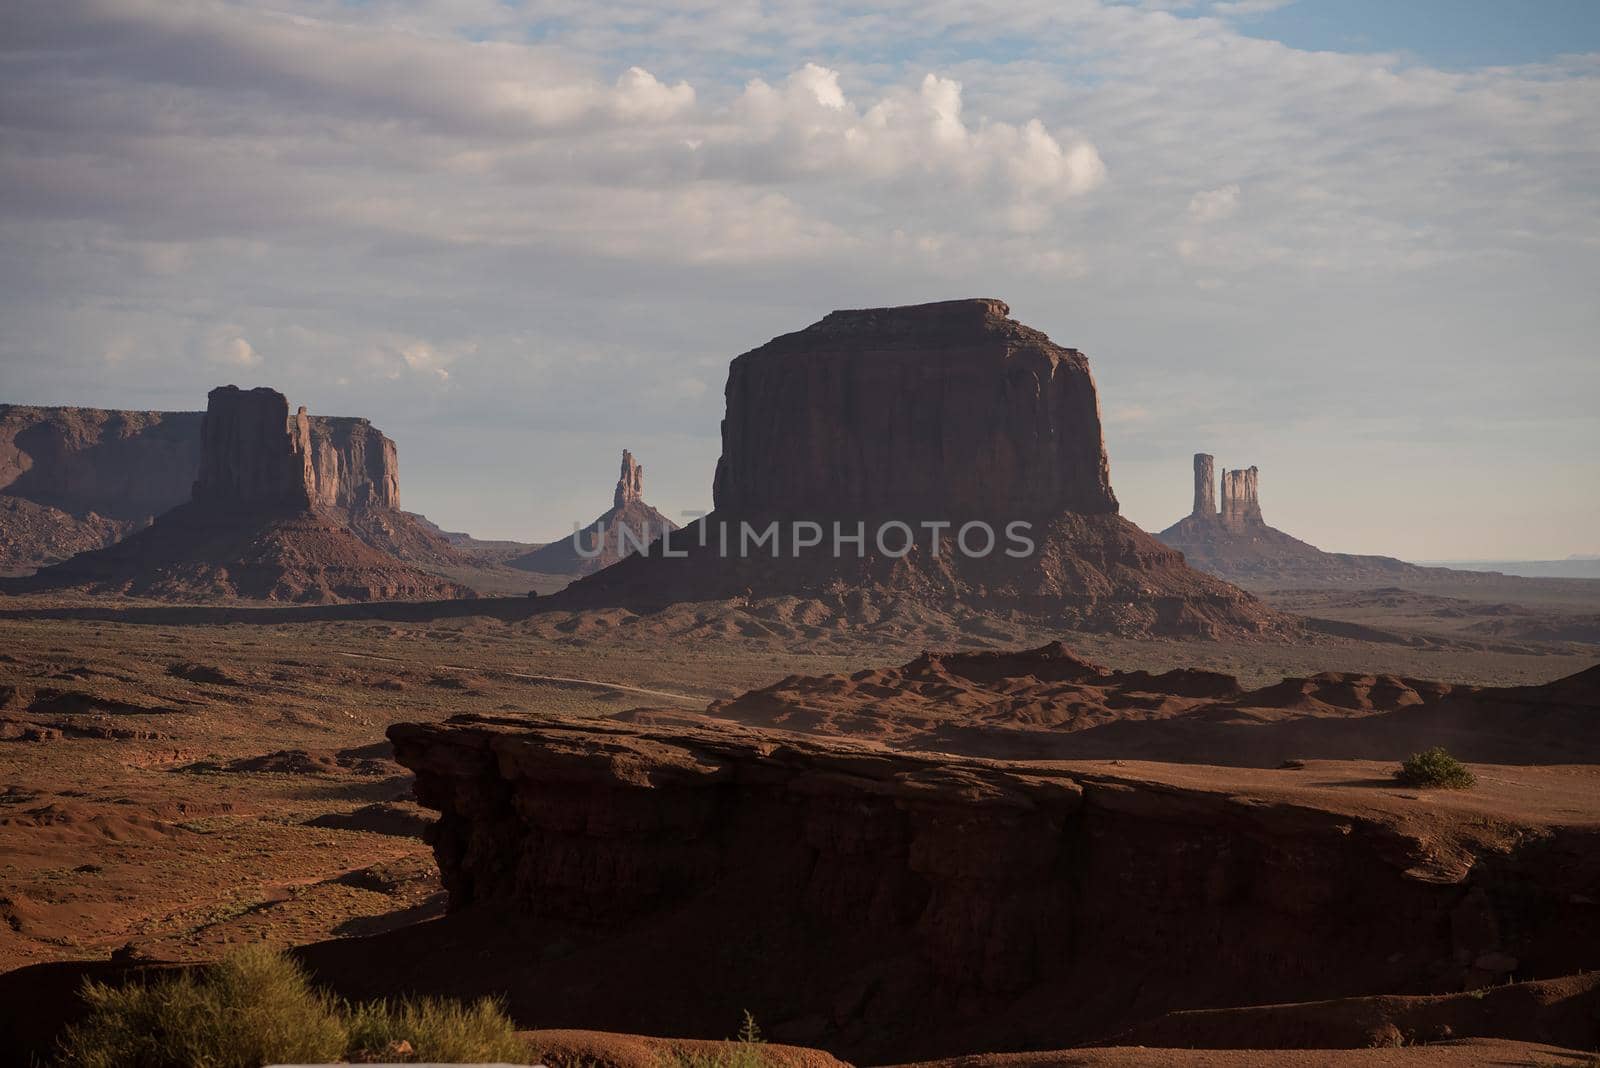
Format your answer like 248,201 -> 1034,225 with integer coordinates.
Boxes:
1,297 -> 1597,1067
3,3 -> 1598,1065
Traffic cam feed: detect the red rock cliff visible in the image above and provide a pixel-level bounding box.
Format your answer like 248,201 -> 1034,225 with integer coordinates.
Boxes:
191,387 -> 315,509
711,299 -> 1117,519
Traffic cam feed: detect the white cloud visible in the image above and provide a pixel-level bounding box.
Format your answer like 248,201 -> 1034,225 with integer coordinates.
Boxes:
0,0 -> 1596,555
216,336 -> 261,368
1212,0 -> 1297,16
1188,184 -> 1241,222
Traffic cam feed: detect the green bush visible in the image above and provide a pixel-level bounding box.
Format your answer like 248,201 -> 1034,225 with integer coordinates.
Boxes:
57,946 -> 534,1066
58,945 -> 346,1068
1395,746 -> 1476,789
345,994 -> 530,1063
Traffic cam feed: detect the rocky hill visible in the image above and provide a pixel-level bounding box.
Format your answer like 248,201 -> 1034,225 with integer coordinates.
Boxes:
551,299 -> 1285,638
507,449 -> 677,577
3,387 -> 471,603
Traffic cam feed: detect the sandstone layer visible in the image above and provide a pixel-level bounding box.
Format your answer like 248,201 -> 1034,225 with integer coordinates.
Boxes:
712,299 -> 1117,517
386,700 -> 1600,1061
0,400 -> 462,571
4,387 -> 469,603
551,301 -> 1282,639
509,449 -> 677,577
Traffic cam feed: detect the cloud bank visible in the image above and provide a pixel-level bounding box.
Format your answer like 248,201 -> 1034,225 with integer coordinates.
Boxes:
1,0 -> 1595,556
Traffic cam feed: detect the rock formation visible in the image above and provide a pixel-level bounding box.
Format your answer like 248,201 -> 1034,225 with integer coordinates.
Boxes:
5,387 -> 471,603
1192,452 -> 1215,517
191,387 -> 315,509
711,298 -> 1117,518
1219,464 -> 1261,527
550,300 -> 1281,639
1159,455 -> 1461,588
507,449 -> 677,577
307,415 -> 400,512
614,449 -> 644,509
385,653 -> 1600,1060
0,400 -> 462,572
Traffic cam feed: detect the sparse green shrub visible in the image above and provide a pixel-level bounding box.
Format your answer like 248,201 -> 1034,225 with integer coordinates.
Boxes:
660,1011 -> 768,1068
57,946 -> 535,1066
345,994 -> 531,1063
1395,746 -> 1476,789
57,945 -> 346,1068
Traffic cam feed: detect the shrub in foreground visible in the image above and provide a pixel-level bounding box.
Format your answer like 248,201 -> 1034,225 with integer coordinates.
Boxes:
57,945 -> 346,1068
1395,746 -> 1476,789
345,994 -> 529,1063
58,946 -> 533,1066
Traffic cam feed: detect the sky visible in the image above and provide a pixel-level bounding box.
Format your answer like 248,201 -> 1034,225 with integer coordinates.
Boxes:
0,0 -> 1596,560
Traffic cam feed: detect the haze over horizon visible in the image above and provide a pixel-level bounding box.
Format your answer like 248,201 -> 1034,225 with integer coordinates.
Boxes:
2,0 -> 1596,560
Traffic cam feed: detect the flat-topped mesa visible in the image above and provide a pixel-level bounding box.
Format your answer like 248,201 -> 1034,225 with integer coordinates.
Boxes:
711,298 -> 1118,518
191,387 -> 314,510
1220,465 -> 1262,527
1193,453 -> 1216,518
614,449 -> 644,509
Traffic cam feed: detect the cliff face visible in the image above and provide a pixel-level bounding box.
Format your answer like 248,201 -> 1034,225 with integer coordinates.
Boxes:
308,416 -> 400,511
388,709 -> 1599,1060
1219,464 -> 1261,527
0,399 -> 430,571
712,299 -> 1117,519
6,387 -> 471,602
192,387 -> 314,509
1192,452 -> 1216,517
0,406 -> 202,520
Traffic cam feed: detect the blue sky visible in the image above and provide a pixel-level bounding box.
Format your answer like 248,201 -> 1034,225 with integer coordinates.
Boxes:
1229,0 -> 1600,68
1,0 -> 1596,559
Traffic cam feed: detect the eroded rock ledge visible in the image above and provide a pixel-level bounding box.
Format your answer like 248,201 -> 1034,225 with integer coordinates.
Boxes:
388,714 -> 1599,1060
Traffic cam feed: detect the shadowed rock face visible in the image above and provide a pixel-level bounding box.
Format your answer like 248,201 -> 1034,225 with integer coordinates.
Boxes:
4,386 -> 471,602
554,301 -> 1281,638
711,299 -> 1117,519
386,671 -> 1600,1060
1192,452 -> 1216,517
192,387 -> 315,509
0,398 -> 440,571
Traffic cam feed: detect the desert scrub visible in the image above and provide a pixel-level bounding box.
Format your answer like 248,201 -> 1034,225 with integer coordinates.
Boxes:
57,944 -> 346,1068
57,946 -> 534,1066
1395,746 -> 1476,789
660,1011 -> 768,1068
344,994 -> 529,1063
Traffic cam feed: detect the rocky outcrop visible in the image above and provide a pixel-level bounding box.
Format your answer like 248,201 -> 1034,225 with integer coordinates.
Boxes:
191,387 -> 314,509
307,416 -> 400,511
1192,452 -> 1216,518
1219,465 -> 1261,527
1159,457 -> 1467,588
0,399 -> 455,571
387,706 -> 1600,1061
0,406 -> 202,521
712,299 -> 1116,518
551,301 -> 1281,639
614,450 -> 644,509
508,450 -> 677,577
5,387 -> 470,603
